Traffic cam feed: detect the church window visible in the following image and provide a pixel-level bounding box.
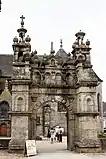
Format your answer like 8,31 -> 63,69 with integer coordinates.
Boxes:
0,123 -> 8,136
17,97 -> 24,111
0,101 -> 9,118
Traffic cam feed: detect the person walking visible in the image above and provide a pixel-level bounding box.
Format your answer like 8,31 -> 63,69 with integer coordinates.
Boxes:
50,128 -> 55,144
59,126 -> 63,143
47,128 -> 51,140
55,126 -> 59,142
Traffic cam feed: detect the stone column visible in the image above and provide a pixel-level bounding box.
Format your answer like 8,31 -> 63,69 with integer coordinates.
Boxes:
74,87 -> 102,153
9,80 -> 31,151
9,112 -> 31,150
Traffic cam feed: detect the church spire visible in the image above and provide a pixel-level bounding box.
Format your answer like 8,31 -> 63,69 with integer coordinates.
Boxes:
50,42 -> 55,55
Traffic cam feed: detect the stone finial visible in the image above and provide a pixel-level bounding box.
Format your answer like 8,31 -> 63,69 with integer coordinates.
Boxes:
20,15 -> 25,27
25,35 -> 31,42
86,39 -> 90,46
13,36 -> 18,43
50,42 -> 55,54
60,39 -> 63,49
17,15 -> 27,41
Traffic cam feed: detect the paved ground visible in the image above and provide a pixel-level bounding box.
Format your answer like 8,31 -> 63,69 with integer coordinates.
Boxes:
0,137 -> 106,159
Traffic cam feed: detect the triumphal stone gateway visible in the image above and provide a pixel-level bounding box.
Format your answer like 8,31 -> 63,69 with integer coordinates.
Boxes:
0,16 -> 103,153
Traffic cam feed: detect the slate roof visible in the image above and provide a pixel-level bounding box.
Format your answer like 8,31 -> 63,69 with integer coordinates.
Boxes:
56,48 -> 67,59
0,55 -> 13,76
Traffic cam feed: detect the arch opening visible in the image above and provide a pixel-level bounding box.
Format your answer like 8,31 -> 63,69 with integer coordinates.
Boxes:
0,101 -> 9,119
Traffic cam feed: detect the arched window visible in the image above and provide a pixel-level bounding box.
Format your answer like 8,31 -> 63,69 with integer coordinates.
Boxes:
97,93 -> 100,112
17,97 -> 24,111
0,123 -> 8,136
0,101 -> 9,118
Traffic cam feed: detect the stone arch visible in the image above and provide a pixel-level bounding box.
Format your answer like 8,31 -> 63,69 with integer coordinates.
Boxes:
44,72 -> 51,86
31,95 -> 75,150
0,100 -> 9,118
31,95 -> 72,113
34,96 -> 70,136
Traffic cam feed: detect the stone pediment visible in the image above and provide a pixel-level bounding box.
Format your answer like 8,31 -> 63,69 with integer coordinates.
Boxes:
43,56 -> 61,68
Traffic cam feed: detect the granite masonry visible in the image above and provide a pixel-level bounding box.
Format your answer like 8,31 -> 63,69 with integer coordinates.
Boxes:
0,15 -> 103,153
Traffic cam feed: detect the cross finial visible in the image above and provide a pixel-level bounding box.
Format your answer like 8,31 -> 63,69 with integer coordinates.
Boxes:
20,15 -> 25,27
60,39 -> 63,48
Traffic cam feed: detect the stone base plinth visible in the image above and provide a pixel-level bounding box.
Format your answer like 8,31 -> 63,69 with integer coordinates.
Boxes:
75,139 -> 101,153
9,139 -> 25,151
75,146 -> 101,153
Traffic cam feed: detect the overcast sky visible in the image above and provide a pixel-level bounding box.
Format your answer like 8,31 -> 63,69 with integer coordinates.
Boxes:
0,0 -> 106,101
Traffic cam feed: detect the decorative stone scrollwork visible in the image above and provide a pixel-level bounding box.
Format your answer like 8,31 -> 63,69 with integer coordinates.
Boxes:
58,102 -> 66,112
51,59 -> 55,66
13,67 -> 25,77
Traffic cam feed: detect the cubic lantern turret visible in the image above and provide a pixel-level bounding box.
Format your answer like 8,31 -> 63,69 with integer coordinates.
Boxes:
72,30 -> 92,67
12,15 -> 31,63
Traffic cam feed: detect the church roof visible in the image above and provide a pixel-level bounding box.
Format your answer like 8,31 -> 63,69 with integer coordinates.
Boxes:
0,55 -> 13,76
56,48 -> 67,59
